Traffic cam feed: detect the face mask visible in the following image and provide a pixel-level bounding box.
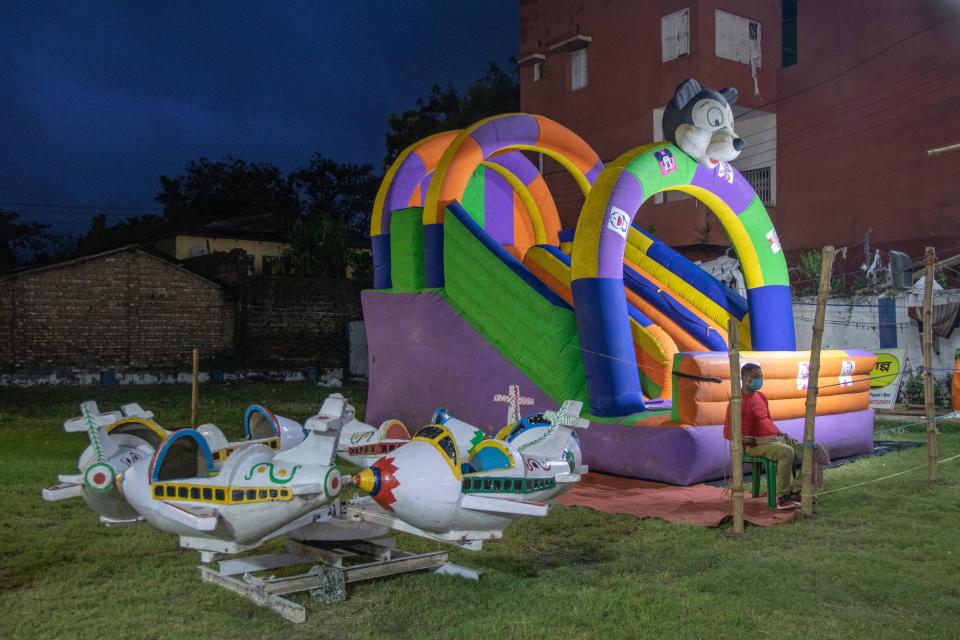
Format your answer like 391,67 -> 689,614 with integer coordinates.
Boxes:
748,378 -> 763,391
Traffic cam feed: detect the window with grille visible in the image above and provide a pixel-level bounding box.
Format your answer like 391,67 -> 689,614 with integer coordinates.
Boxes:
741,167 -> 773,205
716,10 -> 761,66
662,9 -> 690,62
571,48 -> 588,90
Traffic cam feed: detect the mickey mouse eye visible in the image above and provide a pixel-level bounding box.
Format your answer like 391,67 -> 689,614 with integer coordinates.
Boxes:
707,107 -> 723,127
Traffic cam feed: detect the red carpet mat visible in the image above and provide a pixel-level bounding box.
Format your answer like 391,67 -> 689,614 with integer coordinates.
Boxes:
558,473 -> 799,527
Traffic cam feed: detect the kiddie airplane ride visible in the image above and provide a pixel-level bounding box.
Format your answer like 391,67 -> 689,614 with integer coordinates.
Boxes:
42,400 -> 308,525
43,396 -> 409,526
351,399 -> 588,540
363,78 -> 876,484
43,391 -> 589,619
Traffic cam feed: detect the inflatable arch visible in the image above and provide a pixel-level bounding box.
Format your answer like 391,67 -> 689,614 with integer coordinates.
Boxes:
571,142 -> 795,415
371,128 -> 570,289
420,113 -> 604,287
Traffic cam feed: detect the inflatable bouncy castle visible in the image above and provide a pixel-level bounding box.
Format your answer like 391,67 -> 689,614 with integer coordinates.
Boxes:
363,83 -> 874,484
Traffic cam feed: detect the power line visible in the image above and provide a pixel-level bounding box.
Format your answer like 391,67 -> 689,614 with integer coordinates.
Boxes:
0,200 -> 162,213
738,12 -> 960,118
736,58 -> 960,145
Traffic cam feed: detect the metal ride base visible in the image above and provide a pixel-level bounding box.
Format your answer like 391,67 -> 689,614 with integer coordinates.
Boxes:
198,537 -> 480,623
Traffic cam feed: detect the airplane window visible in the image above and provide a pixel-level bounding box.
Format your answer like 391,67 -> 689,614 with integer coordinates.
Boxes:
437,436 -> 458,465
215,489 -> 225,501
415,425 -> 445,440
232,489 -> 244,502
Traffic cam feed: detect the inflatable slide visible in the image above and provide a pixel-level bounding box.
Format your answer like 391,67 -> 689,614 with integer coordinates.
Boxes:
363,110 -> 874,485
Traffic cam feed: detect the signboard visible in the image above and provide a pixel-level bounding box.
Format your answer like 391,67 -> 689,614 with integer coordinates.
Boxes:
869,349 -> 906,410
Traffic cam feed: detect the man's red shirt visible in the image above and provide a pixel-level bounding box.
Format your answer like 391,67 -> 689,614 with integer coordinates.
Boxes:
723,390 -> 779,440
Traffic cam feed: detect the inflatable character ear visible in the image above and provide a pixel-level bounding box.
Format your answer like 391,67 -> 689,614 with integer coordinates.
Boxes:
719,87 -> 739,106
673,78 -> 702,109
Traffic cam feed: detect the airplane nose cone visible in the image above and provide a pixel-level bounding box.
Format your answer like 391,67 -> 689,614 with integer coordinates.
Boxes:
732,137 -> 745,151
353,468 -> 378,495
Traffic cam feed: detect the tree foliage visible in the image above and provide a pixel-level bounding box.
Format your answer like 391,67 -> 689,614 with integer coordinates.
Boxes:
75,214 -> 172,257
0,211 -> 60,272
290,154 -> 379,231
383,61 -> 519,169
155,157 -> 300,229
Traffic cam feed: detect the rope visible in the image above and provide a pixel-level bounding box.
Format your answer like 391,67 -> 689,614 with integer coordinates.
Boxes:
818,453 -> 960,496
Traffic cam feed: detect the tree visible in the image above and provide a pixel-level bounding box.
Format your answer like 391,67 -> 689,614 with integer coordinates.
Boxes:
155,157 -> 299,230
290,154 -> 379,232
75,213 -> 171,257
384,61 -> 519,169
270,215 -> 351,279
0,211 -> 55,272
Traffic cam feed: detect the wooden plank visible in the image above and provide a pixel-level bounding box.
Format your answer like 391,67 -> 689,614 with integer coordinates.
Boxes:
199,566 -> 305,623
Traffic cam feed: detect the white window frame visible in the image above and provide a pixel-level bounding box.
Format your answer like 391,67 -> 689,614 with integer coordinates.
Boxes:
661,8 -> 690,62
715,9 -> 761,66
571,48 -> 588,91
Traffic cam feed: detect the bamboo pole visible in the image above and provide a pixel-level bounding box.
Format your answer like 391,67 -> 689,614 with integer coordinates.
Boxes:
727,319 -> 744,534
191,348 -> 199,428
801,245 -> 835,516
923,247 -> 938,482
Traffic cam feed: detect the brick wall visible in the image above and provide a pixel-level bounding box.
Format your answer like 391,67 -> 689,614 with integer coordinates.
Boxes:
239,276 -> 362,367
0,248 -> 235,371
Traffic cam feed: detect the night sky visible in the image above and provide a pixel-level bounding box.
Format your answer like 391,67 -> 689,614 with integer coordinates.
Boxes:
0,2 -> 518,234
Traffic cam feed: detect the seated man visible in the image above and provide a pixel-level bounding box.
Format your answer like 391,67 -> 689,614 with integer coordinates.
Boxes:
724,363 -> 801,509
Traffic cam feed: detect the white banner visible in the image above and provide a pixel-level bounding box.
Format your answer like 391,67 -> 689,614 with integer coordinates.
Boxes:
869,349 -> 906,410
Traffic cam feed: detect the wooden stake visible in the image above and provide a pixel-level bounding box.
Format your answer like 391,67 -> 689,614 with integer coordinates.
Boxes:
191,348 -> 199,428
801,245 -> 835,516
727,319 -> 744,535
923,247 -> 939,482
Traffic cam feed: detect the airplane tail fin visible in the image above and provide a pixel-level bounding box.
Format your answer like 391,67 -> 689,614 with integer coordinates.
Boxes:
517,400 -> 589,460
278,394 -> 348,466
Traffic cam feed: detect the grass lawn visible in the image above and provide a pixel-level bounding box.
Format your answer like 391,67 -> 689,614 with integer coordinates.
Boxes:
1,383 -> 958,640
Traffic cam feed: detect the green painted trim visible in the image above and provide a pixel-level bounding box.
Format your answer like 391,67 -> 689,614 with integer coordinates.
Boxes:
461,475 -> 556,494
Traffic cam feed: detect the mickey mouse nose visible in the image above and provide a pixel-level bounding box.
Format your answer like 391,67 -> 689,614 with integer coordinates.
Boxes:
733,138 -> 745,151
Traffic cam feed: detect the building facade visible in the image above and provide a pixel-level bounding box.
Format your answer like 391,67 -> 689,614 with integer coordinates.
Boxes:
520,0 -> 960,265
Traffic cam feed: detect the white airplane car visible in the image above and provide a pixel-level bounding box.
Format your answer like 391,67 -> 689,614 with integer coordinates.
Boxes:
351,400 -> 589,539
116,394 -> 349,552
335,397 -> 411,467
43,401 -> 307,525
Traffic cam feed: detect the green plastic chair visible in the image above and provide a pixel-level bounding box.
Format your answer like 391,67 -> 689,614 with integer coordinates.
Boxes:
742,453 -> 778,508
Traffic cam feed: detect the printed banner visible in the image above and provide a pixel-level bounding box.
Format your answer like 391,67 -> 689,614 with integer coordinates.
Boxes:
869,349 -> 906,410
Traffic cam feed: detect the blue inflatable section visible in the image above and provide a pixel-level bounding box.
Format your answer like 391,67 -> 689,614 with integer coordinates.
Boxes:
424,223 -> 445,288
622,264 -> 728,351
630,225 -> 749,320
746,285 -> 797,349
372,234 -> 392,289
570,277 -> 646,417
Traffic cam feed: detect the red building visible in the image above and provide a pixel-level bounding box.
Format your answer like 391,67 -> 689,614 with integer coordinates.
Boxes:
520,0 -> 960,268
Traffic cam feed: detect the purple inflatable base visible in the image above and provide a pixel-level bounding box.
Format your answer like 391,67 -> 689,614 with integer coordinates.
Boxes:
362,290 -> 874,486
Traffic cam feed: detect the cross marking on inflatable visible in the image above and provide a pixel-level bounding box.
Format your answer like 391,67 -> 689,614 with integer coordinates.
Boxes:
543,400 -> 589,430
493,385 -> 534,424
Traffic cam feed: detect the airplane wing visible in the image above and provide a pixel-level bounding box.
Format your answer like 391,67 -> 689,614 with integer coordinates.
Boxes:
42,482 -> 84,502
161,503 -> 219,531
460,494 -> 549,517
